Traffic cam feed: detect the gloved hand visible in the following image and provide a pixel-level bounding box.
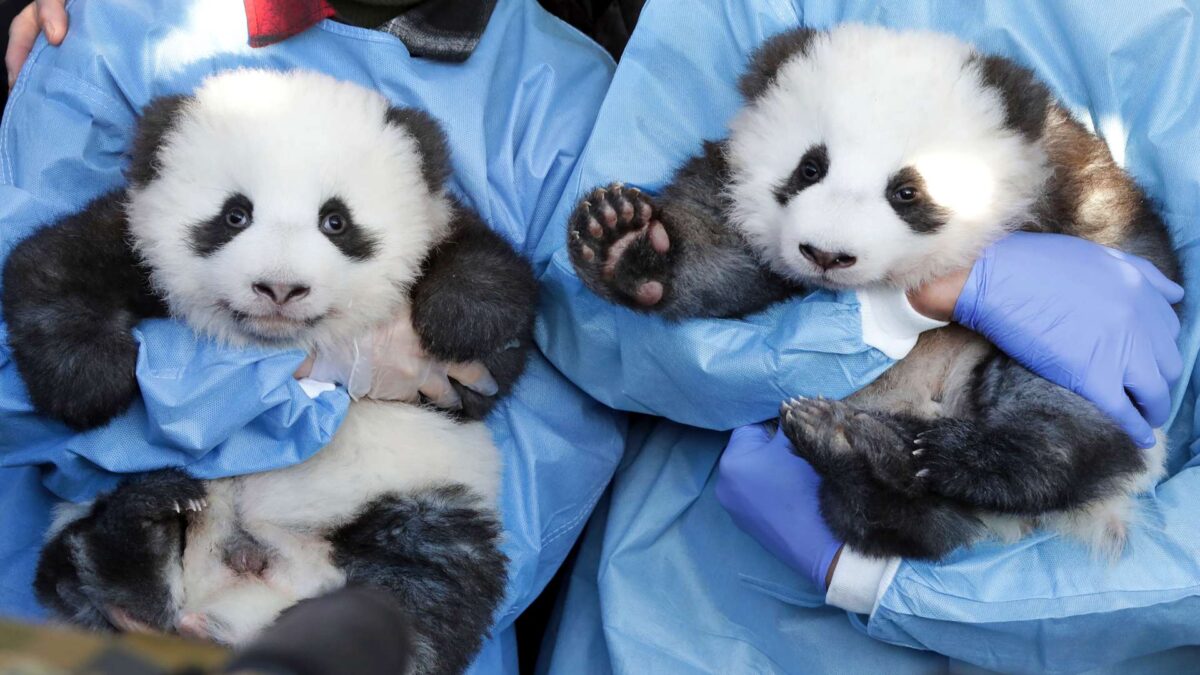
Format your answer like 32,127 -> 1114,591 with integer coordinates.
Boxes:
715,423 -> 842,590
299,307 -> 498,410
954,231 -> 1184,448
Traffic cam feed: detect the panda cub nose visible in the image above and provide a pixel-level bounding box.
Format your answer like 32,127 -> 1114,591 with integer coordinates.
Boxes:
798,243 -> 857,270
252,281 -> 311,305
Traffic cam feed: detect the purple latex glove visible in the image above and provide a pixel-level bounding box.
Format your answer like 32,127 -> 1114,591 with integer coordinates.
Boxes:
716,423 -> 842,590
955,232 -> 1184,448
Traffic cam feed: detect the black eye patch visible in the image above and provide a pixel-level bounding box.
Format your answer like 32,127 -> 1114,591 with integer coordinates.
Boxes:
774,144 -> 829,205
319,197 -> 378,261
886,167 -> 950,234
189,193 -> 254,257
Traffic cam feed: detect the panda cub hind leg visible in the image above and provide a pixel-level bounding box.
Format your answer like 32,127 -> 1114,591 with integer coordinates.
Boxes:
778,397 -> 983,560
329,485 -> 507,675
34,469 -> 206,633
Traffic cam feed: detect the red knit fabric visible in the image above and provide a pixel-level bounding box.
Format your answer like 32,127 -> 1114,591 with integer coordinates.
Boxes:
243,0 -> 336,48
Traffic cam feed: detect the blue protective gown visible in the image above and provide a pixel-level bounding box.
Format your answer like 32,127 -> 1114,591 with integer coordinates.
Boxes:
0,1 -> 624,672
536,0 -> 1200,673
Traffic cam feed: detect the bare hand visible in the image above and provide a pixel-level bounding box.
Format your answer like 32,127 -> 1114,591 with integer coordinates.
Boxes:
7,1 -> 67,89
301,307 -> 498,410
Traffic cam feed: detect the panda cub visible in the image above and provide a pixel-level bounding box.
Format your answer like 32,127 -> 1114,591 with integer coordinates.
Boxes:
567,25 -> 1179,560
3,69 -> 537,673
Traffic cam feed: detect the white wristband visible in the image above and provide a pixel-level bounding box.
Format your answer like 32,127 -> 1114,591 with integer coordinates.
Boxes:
826,547 -> 901,615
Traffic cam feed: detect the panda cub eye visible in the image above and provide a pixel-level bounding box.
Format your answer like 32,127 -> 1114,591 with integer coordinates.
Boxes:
773,144 -> 829,205
320,212 -> 347,236
224,205 -> 251,229
892,185 -> 919,203
800,158 -> 823,181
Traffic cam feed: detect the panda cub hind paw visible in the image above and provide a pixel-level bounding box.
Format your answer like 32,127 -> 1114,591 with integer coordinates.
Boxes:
778,397 -> 873,474
568,183 -> 671,309
108,469 -> 208,520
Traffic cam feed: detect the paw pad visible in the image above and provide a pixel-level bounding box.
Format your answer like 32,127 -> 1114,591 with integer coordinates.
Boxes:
569,183 -> 671,307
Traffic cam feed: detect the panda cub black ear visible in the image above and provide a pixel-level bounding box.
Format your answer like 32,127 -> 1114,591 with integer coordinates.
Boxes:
973,54 -> 1052,142
385,107 -> 453,195
738,27 -> 822,101
127,94 -> 193,188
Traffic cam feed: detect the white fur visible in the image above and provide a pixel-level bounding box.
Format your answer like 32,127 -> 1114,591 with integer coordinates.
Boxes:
126,69 -> 452,351
725,24 -> 1049,290
178,404 -> 501,644
115,70 -> 500,643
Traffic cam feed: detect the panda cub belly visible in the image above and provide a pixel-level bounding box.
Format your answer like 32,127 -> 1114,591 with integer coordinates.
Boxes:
177,403 -> 501,644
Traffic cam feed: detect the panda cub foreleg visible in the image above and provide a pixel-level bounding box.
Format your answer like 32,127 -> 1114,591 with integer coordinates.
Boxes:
567,141 -> 798,320
1,192 -> 167,430
410,204 -> 538,419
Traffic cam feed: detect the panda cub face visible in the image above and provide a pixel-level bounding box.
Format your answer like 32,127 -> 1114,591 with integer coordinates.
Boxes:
126,69 -> 452,349
725,24 -> 1051,290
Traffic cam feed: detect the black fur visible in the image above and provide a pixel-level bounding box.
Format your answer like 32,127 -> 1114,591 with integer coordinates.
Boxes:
319,197 -> 379,261
329,485 -> 507,675
773,143 -> 829,205
34,470 -> 204,630
410,202 -> 538,419
568,141 -> 798,319
386,107 -> 453,194
738,27 -> 820,101
127,95 -> 192,188
973,54 -> 1052,143
778,351 -> 1149,559
1,192 -> 167,429
886,167 -> 951,234
567,26 -> 1181,559
189,193 -> 255,257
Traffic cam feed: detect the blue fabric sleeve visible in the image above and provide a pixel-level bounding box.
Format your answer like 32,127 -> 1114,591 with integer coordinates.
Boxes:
534,0 -> 895,431
0,39 -> 350,503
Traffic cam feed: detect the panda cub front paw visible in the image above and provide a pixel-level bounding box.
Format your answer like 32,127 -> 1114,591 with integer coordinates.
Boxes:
568,183 -> 672,309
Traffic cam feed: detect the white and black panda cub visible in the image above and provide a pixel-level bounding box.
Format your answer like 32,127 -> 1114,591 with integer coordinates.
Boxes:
567,25 -> 1180,560
2,70 -> 537,673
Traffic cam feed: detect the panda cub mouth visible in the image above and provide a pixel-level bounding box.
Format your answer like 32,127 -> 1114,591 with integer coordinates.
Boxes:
221,303 -> 327,344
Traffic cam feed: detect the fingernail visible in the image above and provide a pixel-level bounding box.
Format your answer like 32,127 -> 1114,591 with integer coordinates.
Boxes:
467,370 -> 499,397
46,22 -> 62,43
